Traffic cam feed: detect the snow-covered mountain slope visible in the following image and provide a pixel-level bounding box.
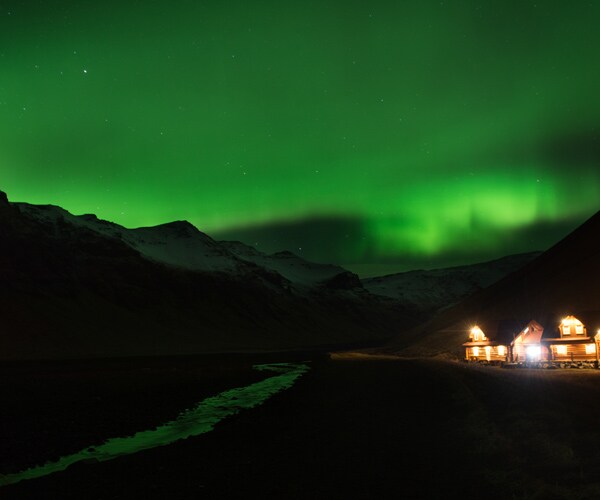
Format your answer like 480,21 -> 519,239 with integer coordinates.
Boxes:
362,252 -> 541,314
221,241 -> 358,288
15,203 -> 358,290
16,203 -> 254,274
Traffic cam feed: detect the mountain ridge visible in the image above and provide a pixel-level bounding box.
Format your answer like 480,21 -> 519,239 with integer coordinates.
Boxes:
0,191 -> 408,360
1,190 -> 558,360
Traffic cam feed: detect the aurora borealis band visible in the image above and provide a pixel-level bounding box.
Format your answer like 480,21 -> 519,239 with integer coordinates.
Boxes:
1,1 -> 599,275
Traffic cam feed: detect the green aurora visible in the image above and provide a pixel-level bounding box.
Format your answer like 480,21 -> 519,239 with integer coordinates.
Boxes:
1,1 -> 599,275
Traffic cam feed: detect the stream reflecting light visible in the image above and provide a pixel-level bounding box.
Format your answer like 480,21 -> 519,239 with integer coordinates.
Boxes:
0,362 -> 309,487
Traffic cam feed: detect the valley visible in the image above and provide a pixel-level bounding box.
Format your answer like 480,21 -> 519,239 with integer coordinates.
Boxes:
3,354 -> 600,499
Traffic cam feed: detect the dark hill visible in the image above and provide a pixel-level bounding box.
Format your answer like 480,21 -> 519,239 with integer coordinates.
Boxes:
0,191 -> 410,360
386,210 -> 600,357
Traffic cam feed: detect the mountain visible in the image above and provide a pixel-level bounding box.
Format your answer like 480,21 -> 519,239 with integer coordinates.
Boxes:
221,241 -> 360,290
0,191 -> 409,360
386,210 -> 600,357
15,202 -> 361,292
361,252 -> 541,315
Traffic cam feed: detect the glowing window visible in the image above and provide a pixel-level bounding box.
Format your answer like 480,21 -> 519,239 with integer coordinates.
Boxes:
576,325 -> 584,334
474,332 -> 479,341
498,346 -> 506,356
485,346 -> 491,360
556,345 -> 567,355
472,347 -> 480,357
563,326 -> 571,336
585,344 -> 596,354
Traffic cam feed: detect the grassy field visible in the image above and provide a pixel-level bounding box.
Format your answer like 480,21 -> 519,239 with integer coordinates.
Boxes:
2,354 -> 600,499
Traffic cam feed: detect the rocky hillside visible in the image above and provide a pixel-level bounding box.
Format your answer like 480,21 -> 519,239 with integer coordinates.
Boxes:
0,191 -> 410,360
362,252 -> 541,315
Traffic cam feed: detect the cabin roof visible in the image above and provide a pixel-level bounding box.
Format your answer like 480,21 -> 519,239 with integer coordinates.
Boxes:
541,337 -> 592,345
513,320 -> 544,345
463,311 -> 600,346
462,341 -> 501,347
473,319 -> 530,345
541,310 -> 600,340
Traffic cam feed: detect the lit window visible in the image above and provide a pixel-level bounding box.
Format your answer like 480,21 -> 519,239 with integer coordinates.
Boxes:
585,344 -> 596,354
563,326 -> 571,336
474,332 -> 479,341
472,347 -> 479,357
498,346 -> 506,356
576,325 -> 584,334
556,345 -> 567,355
485,346 -> 491,360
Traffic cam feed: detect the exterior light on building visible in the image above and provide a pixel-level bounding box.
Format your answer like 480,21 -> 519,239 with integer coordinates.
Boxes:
526,345 -> 541,360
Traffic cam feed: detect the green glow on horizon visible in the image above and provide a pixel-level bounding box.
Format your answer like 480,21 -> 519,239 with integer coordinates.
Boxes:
367,168 -> 600,257
1,1 -> 599,269
0,362 -> 309,487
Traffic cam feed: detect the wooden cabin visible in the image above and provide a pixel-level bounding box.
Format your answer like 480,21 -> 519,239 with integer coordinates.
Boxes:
511,320 -> 546,362
463,314 -> 600,365
541,315 -> 599,362
463,324 -> 511,363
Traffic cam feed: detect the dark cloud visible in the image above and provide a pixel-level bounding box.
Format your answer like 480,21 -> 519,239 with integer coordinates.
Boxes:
541,127 -> 600,169
213,216 -> 368,265
213,212 -> 593,277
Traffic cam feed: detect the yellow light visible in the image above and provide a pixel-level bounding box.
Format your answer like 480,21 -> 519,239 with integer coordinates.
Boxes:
586,344 -> 596,354
498,345 -> 506,356
472,347 -> 480,357
556,345 -> 567,355
526,345 -> 541,360
470,325 -> 487,341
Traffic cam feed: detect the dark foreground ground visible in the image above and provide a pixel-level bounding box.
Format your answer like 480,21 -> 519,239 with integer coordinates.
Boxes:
2,353 -> 600,499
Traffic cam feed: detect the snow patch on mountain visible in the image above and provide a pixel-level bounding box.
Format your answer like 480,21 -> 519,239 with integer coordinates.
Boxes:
220,241 -> 357,288
15,203 -> 357,288
362,252 -> 541,313
16,203 -> 243,273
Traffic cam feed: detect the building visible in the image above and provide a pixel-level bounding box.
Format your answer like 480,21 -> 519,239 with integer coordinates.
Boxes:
462,320 -> 524,363
463,315 -> 600,365
542,315 -> 599,362
511,320 -> 545,363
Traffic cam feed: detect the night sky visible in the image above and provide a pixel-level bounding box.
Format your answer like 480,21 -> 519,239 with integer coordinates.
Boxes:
1,1 -> 599,276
